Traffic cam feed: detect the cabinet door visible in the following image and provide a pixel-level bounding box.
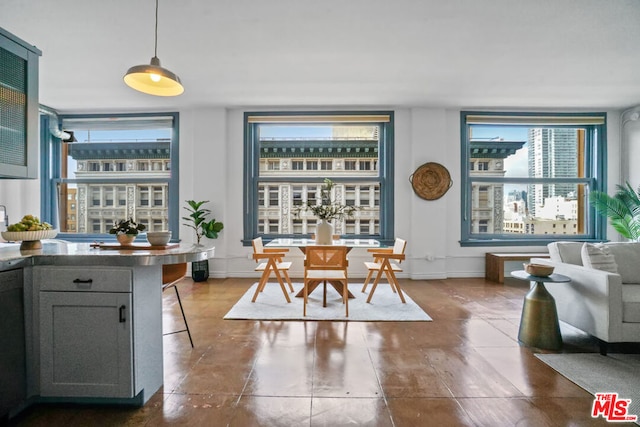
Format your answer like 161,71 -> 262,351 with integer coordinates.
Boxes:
39,291 -> 133,398
0,28 -> 40,179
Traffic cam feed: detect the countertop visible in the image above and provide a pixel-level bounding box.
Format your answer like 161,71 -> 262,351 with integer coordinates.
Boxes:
0,240 -> 215,271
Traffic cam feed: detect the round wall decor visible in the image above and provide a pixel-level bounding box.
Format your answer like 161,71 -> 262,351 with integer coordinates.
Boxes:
409,162 -> 453,200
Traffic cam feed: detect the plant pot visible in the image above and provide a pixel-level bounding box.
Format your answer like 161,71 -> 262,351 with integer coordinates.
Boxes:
316,220 -> 334,245
192,260 -> 209,282
117,234 -> 136,246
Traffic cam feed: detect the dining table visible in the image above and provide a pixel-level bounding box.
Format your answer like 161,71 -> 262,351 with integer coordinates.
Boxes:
266,238 -> 382,299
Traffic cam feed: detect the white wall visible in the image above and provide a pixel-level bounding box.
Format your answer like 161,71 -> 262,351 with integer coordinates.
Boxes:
0,171 -> 41,232
178,107 -> 624,279
0,107 -> 625,278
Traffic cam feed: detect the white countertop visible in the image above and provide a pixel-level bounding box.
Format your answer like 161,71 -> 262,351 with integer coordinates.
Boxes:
0,240 -> 215,270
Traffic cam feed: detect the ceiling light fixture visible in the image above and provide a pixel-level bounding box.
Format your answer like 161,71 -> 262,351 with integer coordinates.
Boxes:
123,0 -> 184,96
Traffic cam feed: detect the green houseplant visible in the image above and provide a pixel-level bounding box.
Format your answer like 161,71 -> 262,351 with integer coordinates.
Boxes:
589,182 -> 640,241
183,200 -> 224,281
294,179 -> 357,244
109,218 -> 146,245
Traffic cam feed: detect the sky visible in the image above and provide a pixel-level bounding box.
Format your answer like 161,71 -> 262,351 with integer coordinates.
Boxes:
471,125 -> 529,178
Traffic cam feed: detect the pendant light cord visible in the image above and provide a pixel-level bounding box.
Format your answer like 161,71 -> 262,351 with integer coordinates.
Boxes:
154,0 -> 159,57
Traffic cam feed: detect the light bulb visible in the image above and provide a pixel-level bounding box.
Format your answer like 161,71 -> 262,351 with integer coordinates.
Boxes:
150,73 -> 161,82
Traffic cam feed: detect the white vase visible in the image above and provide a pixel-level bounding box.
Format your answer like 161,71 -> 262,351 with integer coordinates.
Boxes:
316,220 -> 333,245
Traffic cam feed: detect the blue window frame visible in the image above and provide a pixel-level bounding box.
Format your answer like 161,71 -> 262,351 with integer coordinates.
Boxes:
243,111 -> 394,245
460,111 -> 607,246
40,112 -> 180,241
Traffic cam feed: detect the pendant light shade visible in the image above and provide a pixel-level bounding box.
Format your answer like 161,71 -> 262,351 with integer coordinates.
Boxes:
124,0 -> 184,96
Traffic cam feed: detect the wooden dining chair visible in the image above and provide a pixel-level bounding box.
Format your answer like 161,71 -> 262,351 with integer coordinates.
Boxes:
251,237 -> 294,303
303,245 -> 349,317
361,237 -> 407,303
162,263 -> 194,347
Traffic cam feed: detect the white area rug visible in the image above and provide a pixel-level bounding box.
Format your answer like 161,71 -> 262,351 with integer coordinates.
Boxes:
536,353 -> 640,425
224,282 -> 432,322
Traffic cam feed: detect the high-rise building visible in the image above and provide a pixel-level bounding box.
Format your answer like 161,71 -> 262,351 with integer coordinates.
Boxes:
527,128 -> 578,215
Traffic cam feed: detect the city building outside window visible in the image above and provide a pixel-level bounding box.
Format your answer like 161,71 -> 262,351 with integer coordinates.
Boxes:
40,113 -> 179,240
460,111 -> 607,246
244,111 -> 394,244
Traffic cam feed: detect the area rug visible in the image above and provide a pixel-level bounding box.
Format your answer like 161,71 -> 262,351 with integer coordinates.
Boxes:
224,282 -> 432,321
536,353 -> 640,425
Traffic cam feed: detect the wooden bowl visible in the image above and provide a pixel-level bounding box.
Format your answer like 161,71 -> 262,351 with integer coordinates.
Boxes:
524,263 -> 554,277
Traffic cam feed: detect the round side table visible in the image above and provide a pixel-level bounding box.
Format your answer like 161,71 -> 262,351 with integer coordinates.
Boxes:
511,270 -> 571,351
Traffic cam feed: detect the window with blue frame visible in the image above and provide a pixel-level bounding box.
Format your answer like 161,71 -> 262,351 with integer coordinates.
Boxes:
40,112 -> 179,241
460,111 -> 607,246
243,111 -> 394,245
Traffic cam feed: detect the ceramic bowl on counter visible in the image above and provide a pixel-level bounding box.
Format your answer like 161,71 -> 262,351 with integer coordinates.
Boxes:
146,231 -> 172,246
0,229 -> 59,250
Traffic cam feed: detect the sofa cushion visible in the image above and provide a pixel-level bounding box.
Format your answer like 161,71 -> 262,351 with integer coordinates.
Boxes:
622,285 -> 640,322
603,242 -> 640,284
548,241 -> 583,265
581,243 -> 618,273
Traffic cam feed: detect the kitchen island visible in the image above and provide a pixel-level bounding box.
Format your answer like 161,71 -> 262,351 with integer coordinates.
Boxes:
0,240 -> 214,419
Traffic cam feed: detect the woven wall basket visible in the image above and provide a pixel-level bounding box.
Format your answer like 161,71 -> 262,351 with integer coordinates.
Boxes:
409,162 -> 453,200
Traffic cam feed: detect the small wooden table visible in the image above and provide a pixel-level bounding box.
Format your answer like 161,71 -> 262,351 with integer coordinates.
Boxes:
485,253 -> 550,283
511,270 -> 570,350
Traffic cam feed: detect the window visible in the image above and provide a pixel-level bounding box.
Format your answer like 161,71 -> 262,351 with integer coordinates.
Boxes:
359,160 -> 372,171
244,111 -> 394,244
460,111 -> 607,246
267,160 -> 280,171
40,113 -> 179,239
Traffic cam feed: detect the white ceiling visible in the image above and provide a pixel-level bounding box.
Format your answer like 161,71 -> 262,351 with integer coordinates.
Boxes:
2,0 -> 639,113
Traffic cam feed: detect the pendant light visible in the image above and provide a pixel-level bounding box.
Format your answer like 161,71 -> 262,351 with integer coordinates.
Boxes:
124,0 -> 184,96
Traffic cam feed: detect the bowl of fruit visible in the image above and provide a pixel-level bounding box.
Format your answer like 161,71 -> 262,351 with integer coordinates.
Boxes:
1,215 -> 57,250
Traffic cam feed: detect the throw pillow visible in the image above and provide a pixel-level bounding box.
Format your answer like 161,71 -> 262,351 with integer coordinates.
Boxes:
601,242 -> 640,284
581,243 -> 619,273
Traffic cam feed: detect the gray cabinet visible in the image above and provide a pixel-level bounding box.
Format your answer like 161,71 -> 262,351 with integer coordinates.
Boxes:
0,269 -> 26,419
39,291 -> 133,398
0,27 -> 41,179
34,265 -> 163,404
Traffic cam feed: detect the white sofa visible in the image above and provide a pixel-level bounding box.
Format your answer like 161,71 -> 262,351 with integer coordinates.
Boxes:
532,241 -> 640,354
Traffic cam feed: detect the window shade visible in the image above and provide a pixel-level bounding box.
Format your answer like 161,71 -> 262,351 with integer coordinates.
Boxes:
465,113 -> 605,126
62,116 -> 175,131
247,114 -> 391,124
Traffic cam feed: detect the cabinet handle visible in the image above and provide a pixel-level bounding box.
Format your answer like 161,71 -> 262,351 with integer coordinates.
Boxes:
72,279 -> 93,283
119,305 -> 126,323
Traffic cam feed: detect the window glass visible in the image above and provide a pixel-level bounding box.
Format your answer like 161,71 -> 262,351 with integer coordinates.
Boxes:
244,112 -> 394,243
41,113 -> 179,238
460,112 -> 606,245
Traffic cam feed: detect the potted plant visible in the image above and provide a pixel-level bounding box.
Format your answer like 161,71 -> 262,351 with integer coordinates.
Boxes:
295,178 -> 357,244
589,182 -> 640,241
183,200 -> 224,281
109,218 -> 146,245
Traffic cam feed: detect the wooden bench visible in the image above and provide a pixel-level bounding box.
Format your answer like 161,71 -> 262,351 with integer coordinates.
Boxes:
485,252 -> 550,283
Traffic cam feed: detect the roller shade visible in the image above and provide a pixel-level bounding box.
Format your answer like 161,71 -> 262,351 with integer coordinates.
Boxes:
465,113 -> 605,126
62,115 -> 175,131
247,114 -> 391,124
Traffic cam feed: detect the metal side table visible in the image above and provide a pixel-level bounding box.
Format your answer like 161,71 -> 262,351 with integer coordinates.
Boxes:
512,270 -> 571,351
